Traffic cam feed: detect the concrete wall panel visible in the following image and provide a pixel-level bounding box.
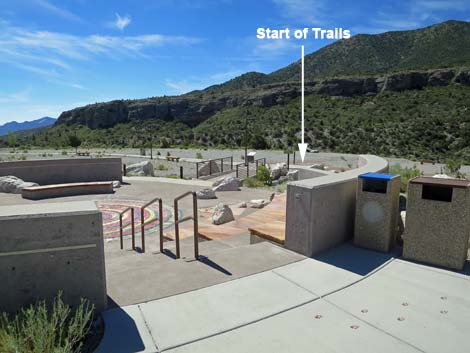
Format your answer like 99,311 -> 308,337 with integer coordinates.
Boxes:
0,158 -> 122,184
0,201 -> 107,313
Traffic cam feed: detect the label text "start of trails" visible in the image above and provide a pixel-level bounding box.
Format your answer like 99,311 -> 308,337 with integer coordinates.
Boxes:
256,27 -> 351,40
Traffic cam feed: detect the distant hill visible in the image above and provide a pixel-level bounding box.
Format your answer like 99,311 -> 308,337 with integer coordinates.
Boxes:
270,20 -> 470,81
0,117 -> 56,136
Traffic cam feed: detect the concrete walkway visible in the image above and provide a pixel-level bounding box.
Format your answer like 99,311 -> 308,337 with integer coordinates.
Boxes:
96,243 -> 470,353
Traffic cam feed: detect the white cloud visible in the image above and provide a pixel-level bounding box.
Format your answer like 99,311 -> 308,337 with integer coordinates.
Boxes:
112,13 -> 131,31
0,22 -> 201,81
34,0 -> 83,22
273,0 -> 325,23
0,88 -> 31,104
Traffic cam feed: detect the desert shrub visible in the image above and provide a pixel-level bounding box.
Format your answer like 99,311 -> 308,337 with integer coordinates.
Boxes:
243,176 -> 265,188
256,165 -> 272,186
156,164 -> 168,171
389,163 -> 422,192
0,292 -> 93,353
196,152 -> 203,159
444,159 -> 466,179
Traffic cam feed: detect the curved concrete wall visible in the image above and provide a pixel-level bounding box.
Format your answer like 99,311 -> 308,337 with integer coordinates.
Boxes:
0,158 -> 122,185
285,155 -> 389,257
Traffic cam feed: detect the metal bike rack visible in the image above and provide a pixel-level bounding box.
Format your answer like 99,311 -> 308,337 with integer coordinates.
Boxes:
140,197 -> 164,253
173,191 -> 199,259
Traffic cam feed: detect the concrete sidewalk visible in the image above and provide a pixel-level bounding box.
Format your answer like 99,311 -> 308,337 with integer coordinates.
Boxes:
96,244 -> 470,353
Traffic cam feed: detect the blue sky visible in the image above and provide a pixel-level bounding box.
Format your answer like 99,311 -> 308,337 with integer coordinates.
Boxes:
0,0 -> 469,124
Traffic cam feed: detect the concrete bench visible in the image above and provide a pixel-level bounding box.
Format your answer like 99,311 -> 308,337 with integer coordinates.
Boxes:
21,182 -> 113,200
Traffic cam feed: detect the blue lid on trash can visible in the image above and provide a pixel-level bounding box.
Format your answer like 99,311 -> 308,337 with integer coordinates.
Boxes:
359,173 -> 397,181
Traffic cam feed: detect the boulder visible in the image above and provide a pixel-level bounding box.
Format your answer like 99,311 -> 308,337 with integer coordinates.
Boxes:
112,180 -> 121,188
248,199 -> 270,209
211,203 -> 235,225
235,201 -> 247,208
0,176 -> 38,194
286,170 -> 299,181
196,188 -> 217,199
212,177 -> 241,191
126,161 -> 154,176
198,160 -> 220,177
270,163 -> 288,180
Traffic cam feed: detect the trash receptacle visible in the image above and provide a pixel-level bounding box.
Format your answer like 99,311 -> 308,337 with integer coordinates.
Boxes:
354,173 -> 401,252
403,177 -> 470,270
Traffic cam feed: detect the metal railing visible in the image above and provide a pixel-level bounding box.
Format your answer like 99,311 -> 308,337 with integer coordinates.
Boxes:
173,191 -> 199,259
140,197 -> 164,254
108,207 -> 135,250
236,158 -> 267,179
196,156 -> 234,179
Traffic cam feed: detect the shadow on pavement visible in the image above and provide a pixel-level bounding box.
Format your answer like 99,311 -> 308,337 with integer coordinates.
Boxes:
95,296 -> 147,353
314,242 -> 400,276
199,255 -> 233,276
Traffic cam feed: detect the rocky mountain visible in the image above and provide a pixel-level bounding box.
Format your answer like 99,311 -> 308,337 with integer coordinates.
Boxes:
0,117 -> 56,136
55,20 -> 470,130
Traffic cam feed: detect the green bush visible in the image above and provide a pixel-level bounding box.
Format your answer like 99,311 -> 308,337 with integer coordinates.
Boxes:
243,176 -> 265,188
0,292 -> 94,353
196,152 -> 203,159
444,159 -> 466,179
156,164 -> 168,171
389,163 -> 422,192
256,165 -> 272,186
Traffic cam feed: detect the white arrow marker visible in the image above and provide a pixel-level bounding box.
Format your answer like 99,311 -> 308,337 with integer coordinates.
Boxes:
298,45 -> 308,163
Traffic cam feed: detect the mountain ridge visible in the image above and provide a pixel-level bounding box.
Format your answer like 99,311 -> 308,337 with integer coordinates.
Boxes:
0,117 -> 56,136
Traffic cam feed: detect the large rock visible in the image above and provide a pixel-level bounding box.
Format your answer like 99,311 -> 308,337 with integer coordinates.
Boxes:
196,188 -> 217,199
126,161 -> 154,176
248,199 -> 270,209
270,163 -> 288,180
212,177 -> 241,191
286,170 -> 299,181
198,160 -> 220,177
0,176 -> 38,194
211,203 -> 235,225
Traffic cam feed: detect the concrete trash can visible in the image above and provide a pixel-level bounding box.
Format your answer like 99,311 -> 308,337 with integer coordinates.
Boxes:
403,177 -> 470,270
354,173 -> 401,252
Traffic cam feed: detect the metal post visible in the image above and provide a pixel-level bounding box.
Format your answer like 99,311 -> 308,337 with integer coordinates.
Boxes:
141,207 -> 145,253
221,158 -> 224,173
247,163 -> 250,177
287,153 -> 290,170
174,200 -> 180,259
193,192 -> 199,259
209,160 -> 212,175
123,164 -> 127,177
180,166 -> 183,179
131,208 -> 135,250
196,162 -> 199,179
231,156 -> 233,170
293,151 -> 296,165
244,116 -> 248,167
158,199 -> 164,253
119,214 -> 123,250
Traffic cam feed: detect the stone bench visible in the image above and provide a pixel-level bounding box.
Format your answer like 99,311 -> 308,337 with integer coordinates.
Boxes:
21,182 -> 114,200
